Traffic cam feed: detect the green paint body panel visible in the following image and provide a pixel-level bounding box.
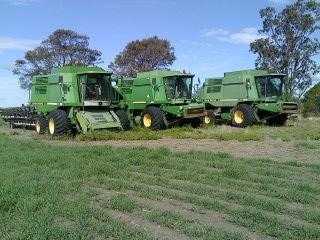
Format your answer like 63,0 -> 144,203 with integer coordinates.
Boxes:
117,70 -> 206,121
29,65 -> 125,132
197,69 -> 298,121
76,110 -> 122,134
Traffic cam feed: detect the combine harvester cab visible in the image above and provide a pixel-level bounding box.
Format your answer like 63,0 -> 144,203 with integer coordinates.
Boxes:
27,66 -> 131,135
117,70 -> 208,130
198,69 -> 298,127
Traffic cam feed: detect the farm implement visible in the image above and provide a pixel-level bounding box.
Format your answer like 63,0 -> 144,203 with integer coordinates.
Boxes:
197,69 -> 298,127
0,105 -> 38,129
117,70 -> 208,130
1,66 -> 131,135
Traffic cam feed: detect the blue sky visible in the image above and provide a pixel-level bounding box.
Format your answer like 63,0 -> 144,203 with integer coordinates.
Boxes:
0,0 -> 318,106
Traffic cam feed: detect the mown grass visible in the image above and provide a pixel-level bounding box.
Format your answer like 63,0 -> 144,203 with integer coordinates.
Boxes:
0,132 -> 320,239
109,194 -> 137,213
0,117 -> 7,127
72,117 -> 320,142
2,116 -> 320,143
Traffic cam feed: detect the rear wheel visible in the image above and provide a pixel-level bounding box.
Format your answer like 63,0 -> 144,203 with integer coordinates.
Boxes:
115,109 -> 132,130
231,104 -> 256,128
35,115 -> 47,134
141,106 -> 166,130
48,109 -> 69,136
203,110 -> 215,126
266,114 -> 288,126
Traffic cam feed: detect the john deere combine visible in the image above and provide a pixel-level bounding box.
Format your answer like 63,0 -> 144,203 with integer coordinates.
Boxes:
197,69 -> 298,127
1,66 -> 131,135
117,70 -> 207,130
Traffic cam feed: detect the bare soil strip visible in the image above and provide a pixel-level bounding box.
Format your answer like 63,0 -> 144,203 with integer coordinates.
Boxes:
2,127 -> 317,163
92,187 -> 275,240
92,188 -> 190,240
82,137 -> 313,162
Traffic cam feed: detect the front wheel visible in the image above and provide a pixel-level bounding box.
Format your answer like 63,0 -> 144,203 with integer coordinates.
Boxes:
190,118 -> 203,128
266,114 -> 288,126
141,106 -> 166,130
35,115 -> 47,134
48,109 -> 69,136
115,109 -> 132,131
231,104 -> 256,128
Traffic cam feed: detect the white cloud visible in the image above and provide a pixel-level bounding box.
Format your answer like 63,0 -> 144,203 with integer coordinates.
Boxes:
202,27 -> 264,45
201,28 -> 229,37
1,0 -> 39,6
227,28 -> 264,44
0,37 -> 39,52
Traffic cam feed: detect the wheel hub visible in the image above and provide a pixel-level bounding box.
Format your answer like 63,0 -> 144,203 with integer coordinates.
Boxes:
234,111 -> 244,124
35,122 -> 41,134
143,114 -> 152,128
48,118 -> 55,135
204,116 -> 211,125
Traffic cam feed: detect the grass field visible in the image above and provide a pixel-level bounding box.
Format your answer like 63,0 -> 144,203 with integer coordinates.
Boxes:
72,118 -> 320,142
1,120 -> 320,240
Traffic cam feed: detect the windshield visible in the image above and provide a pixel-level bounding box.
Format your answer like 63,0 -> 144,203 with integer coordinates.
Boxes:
255,75 -> 284,98
165,76 -> 193,100
84,74 -> 112,101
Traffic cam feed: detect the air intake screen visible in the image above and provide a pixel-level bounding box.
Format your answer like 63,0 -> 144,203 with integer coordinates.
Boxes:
207,86 -> 221,93
207,79 -> 222,85
34,77 -> 48,84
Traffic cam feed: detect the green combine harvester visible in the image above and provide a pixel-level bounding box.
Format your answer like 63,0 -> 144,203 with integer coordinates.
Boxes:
1,66 -> 131,135
117,70 -> 207,130
197,69 -> 298,127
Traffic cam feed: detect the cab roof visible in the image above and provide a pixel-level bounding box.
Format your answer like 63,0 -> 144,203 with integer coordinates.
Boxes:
136,70 -> 194,79
32,66 -> 112,83
224,69 -> 285,78
53,65 -> 110,75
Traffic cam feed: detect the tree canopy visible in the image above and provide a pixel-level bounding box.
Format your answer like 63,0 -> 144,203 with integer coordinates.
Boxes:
250,0 -> 320,99
13,29 -> 102,89
302,82 -> 320,116
109,36 -> 176,77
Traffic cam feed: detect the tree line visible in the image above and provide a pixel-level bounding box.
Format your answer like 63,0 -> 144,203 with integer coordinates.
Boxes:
13,0 -> 319,110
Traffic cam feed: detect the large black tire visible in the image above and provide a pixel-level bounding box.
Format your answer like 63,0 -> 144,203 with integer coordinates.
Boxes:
141,106 -> 166,130
190,117 -> 203,128
47,109 -> 69,136
266,114 -> 288,126
115,109 -> 132,131
231,104 -> 256,128
35,115 -> 48,134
